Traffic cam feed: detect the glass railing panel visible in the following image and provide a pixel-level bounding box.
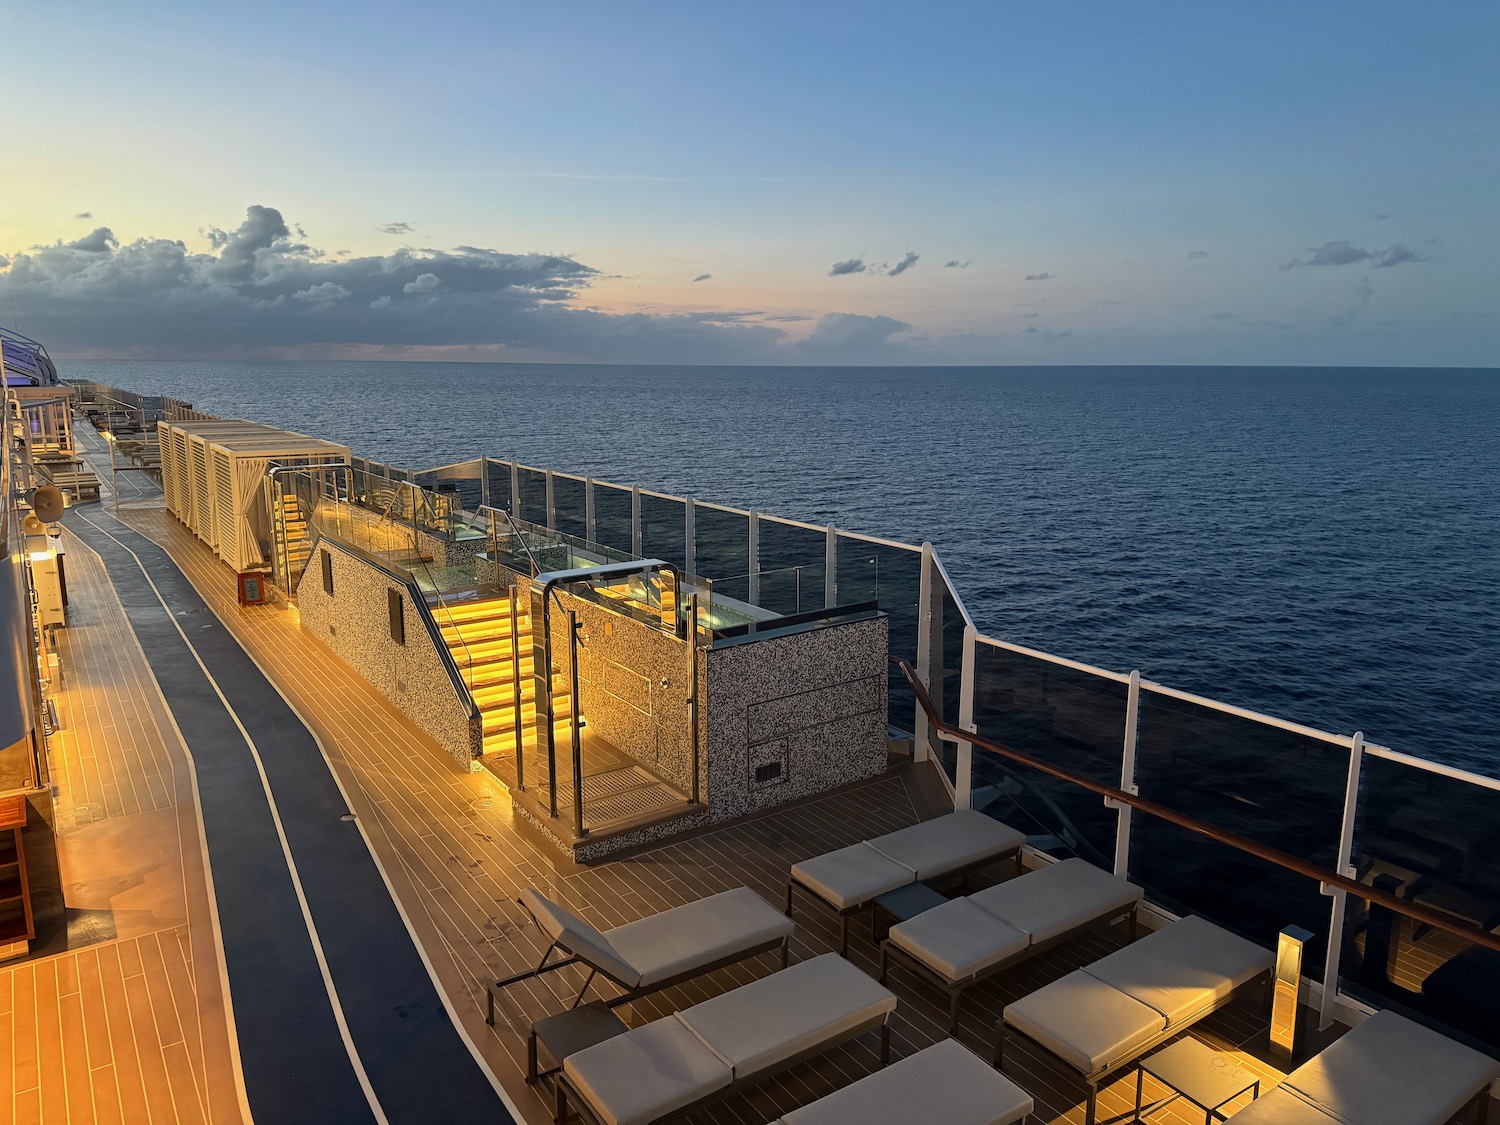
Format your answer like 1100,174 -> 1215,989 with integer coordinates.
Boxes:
640,492 -> 687,571
836,535 -> 921,732
931,575 -> 968,784
593,483 -> 634,556
553,474 -> 588,540
484,458 -> 513,512
517,466 -> 548,527
692,503 -> 749,582
413,458 -> 484,513
757,517 -> 827,614
970,641 -> 1127,867
1132,689 -> 1350,970
1339,754 -> 1500,1052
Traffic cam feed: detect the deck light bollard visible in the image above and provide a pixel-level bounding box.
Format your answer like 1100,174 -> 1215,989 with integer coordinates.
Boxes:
568,609 -> 585,838
1270,924 -> 1315,1069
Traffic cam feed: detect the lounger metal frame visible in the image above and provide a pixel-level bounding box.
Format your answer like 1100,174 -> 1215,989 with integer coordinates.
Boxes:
785,847 -> 1024,956
994,968 -> 1272,1125
878,900 -> 1139,1033
486,895 -> 791,1028
553,1013 -> 893,1125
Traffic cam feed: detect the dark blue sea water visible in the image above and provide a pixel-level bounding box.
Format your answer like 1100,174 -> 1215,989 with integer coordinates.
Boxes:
72,361 -> 1500,776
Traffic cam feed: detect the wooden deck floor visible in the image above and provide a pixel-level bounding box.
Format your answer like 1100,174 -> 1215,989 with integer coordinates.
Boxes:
110,497 -> 1297,1125
0,520 -> 244,1124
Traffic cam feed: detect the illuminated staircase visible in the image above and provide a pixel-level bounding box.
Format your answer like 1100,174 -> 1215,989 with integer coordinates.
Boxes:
279,494 -> 313,583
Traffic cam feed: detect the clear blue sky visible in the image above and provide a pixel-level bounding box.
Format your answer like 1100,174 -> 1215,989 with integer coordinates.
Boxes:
4,1 -> 1497,364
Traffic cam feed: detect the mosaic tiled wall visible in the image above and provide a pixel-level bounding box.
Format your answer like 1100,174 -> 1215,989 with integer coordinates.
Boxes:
702,615 -> 889,822
297,545 -> 481,768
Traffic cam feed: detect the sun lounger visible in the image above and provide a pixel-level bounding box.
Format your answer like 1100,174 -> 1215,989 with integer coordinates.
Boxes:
773,1037 -> 1034,1125
559,952 -> 897,1125
787,810 -> 1026,953
997,914 -> 1273,1125
880,857 -> 1143,1031
1231,1009 -> 1500,1125
487,886 -> 794,1023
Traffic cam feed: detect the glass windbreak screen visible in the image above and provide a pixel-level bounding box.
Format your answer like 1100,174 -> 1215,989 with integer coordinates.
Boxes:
517,467 -> 548,527
1340,757 -> 1500,1053
757,518 -> 827,615
553,475 -> 587,540
692,504 -> 749,581
1132,690 -> 1349,971
484,459 -> 513,512
970,642 -> 1127,868
836,537 -> 920,731
640,494 -> 687,571
931,580 -> 968,784
593,484 -> 633,556
414,459 -> 483,512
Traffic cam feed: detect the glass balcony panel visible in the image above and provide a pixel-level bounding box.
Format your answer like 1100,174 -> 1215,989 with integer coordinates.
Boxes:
553,475 -> 588,540
592,484 -> 633,555
758,518 -> 827,614
484,459 -> 514,512
970,642 -> 1127,868
692,504 -> 750,582
640,493 -> 687,572
517,467 -> 548,527
836,536 -> 921,733
1338,756 -> 1500,1053
1131,690 -> 1349,971
929,577 -> 968,784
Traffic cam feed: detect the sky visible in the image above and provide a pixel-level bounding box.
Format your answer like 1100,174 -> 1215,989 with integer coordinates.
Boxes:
2,1 -> 1497,366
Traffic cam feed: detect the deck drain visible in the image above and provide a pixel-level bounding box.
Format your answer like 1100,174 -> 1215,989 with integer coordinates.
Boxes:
73,803 -> 102,818
470,795 -> 496,811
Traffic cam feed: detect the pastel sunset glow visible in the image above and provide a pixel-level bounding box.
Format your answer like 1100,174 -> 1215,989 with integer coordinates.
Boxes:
3,1 -> 1496,365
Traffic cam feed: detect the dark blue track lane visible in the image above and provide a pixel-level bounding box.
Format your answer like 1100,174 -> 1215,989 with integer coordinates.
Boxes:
68,509 -> 510,1125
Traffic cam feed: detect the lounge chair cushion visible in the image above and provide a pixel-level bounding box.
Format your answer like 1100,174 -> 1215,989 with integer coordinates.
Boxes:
969,857 -> 1141,944
607,888 -> 793,988
677,953 -> 896,1079
792,843 -> 916,911
780,1038 -> 1034,1125
519,888 -> 642,988
868,810 -> 1025,881
1279,1009 -> 1500,1125
563,1014 -> 732,1125
889,897 -> 1030,982
1085,915 -> 1271,1024
1229,1087 -> 1348,1124
1004,969 -> 1165,1074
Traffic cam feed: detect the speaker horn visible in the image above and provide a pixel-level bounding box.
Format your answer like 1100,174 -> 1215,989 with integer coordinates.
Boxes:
22,513 -> 47,536
31,485 -> 66,524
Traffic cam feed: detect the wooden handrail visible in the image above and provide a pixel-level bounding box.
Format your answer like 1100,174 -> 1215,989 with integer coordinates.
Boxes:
894,659 -> 1500,956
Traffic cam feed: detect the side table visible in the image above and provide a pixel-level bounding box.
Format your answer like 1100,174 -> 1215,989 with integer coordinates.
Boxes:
1135,1037 -> 1260,1123
529,1001 -> 629,1121
872,881 -> 947,941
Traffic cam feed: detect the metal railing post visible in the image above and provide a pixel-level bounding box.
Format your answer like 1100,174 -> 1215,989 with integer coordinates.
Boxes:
631,486 -> 642,555
684,501 -> 697,579
510,461 -> 521,518
1109,671 -> 1142,878
1320,731 -> 1364,1030
748,511 -> 761,605
480,454 -> 489,510
689,593 -> 701,805
568,609 -> 585,838
510,586 -> 525,791
914,542 -> 936,763
955,624 -> 977,809
824,524 -> 837,608
545,469 -> 556,531
585,477 -> 596,544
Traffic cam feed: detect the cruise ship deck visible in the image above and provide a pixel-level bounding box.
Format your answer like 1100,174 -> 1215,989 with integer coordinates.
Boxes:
3,389 -> 1496,1125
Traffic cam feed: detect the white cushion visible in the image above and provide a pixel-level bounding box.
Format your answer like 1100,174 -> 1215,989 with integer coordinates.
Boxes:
868,810 -> 1025,881
1003,969 -> 1165,1074
1281,1009 -> 1500,1125
562,1013 -> 731,1125
1084,915 -> 1271,1024
1230,1087 -> 1346,1124
792,843 -> 915,910
520,888 -> 641,988
781,1039 -> 1033,1125
607,888 -> 794,988
889,897 -> 1029,982
677,953 -> 897,1079
969,857 -> 1141,944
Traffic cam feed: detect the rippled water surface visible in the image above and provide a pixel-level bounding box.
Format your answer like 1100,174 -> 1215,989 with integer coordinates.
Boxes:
75,360 -> 1500,774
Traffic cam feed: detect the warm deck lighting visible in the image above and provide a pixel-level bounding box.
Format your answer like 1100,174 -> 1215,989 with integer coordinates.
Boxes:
1271,924 -> 1314,1068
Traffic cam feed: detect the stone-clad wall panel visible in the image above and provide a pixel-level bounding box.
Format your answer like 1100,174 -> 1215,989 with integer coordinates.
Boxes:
297,544 -> 480,768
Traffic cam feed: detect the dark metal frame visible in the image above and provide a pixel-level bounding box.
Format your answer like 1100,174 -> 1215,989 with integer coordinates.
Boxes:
994,969 -> 1272,1125
553,1013 -> 892,1125
879,899 -> 1139,1033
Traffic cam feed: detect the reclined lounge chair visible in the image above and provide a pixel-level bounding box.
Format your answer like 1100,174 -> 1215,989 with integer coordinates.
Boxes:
997,914 -> 1273,1125
774,1038 -> 1035,1125
487,886 -> 794,1026
1232,1009 -> 1500,1125
879,857 -> 1143,1031
559,952 -> 897,1125
787,810 -> 1026,953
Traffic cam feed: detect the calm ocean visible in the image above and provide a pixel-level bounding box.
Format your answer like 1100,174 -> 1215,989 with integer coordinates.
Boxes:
71,360 -> 1500,776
